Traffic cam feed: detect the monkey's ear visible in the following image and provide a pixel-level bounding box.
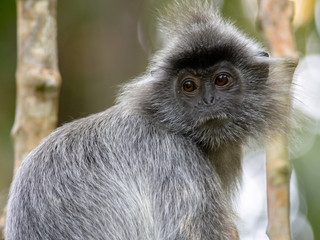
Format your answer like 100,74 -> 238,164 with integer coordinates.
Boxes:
250,59 -> 269,81
259,51 -> 269,58
251,52 -> 269,80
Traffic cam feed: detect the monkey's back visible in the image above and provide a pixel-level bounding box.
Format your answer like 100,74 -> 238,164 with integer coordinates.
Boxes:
6,104 -> 235,240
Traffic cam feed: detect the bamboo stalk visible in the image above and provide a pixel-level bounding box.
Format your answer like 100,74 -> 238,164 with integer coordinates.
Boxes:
258,0 -> 298,239
0,0 -> 61,238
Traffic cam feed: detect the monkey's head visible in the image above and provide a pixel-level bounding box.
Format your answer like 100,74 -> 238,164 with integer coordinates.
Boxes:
119,1 -> 296,149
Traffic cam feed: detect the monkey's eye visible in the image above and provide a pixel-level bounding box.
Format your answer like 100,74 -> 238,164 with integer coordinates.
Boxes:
215,74 -> 230,86
182,80 -> 197,92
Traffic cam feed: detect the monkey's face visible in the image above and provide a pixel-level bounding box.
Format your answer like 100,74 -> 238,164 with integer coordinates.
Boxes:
175,61 -> 243,128
144,50 -> 291,149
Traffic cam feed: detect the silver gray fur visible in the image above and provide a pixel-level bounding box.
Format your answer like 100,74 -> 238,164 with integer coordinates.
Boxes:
5,1 -> 295,239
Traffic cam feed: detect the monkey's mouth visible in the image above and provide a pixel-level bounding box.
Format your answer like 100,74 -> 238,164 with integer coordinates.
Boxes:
196,112 -> 230,127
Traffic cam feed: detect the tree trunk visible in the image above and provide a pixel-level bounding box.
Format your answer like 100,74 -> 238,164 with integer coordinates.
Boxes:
258,1 -> 298,239
0,0 -> 61,238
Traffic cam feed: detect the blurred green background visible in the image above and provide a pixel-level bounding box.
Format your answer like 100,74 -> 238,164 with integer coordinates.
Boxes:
0,0 -> 319,239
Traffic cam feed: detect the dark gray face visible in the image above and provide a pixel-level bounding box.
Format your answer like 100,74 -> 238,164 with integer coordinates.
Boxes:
175,61 -> 243,126
143,51 -> 273,148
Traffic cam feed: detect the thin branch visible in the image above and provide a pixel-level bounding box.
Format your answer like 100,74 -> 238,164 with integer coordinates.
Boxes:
258,0 -> 298,240
0,0 -> 61,238
258,0 -> 297,59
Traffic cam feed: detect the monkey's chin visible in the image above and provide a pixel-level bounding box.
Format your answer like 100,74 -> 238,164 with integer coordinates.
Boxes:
196,117 -> 231,128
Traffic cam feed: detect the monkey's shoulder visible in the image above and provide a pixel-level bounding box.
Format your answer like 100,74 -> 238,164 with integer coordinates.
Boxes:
21,104 -> 199,171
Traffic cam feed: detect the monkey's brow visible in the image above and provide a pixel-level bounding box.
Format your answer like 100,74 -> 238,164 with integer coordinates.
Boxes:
168,45 -> 242,71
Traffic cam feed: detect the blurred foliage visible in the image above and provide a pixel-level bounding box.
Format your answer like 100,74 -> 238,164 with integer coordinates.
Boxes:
293,0 -> 316,28
0,0 -> 319,239
0,0 -> 16,204
293,135 -> 320,239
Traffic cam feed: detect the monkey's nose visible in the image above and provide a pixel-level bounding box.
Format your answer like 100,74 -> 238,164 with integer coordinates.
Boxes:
202,96 -> 215,105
